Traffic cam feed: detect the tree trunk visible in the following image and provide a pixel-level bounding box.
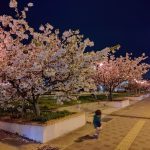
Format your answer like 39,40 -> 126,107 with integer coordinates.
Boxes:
108,88 -> 113,101
91,93 -> 98,100
138,89 -> 141,95
33,101 -> 40,116
21,100 -> 26,118
136,89 -> 138,95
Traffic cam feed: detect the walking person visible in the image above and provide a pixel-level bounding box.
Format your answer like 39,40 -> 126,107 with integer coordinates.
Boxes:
93,109 -> 102,139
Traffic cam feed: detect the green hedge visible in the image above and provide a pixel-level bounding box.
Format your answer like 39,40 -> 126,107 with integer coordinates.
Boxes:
32,110 -> 75,123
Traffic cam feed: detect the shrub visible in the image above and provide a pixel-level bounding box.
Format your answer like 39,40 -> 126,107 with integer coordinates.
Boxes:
32,110 -> 75,123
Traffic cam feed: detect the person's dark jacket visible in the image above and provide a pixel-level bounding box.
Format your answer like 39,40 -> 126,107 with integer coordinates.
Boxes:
93,114 -> 101,128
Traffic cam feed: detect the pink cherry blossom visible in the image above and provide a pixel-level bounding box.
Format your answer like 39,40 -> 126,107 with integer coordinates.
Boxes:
0,0 -> 111,116
93,53 -> 150,100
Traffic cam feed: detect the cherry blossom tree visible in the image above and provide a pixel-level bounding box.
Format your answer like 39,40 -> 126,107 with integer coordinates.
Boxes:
127,79 -> 150,94
93,53 -> 150,100
0,0 -> 113,116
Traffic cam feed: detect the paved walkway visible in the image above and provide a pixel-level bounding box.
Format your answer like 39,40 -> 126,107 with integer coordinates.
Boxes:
58,101 -> 121,122
64,97 -> 150,150
1,97 -> 150,150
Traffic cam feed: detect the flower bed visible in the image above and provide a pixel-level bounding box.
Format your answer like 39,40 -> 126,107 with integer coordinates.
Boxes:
104,94 -> 150,108
0,112 -> 86,143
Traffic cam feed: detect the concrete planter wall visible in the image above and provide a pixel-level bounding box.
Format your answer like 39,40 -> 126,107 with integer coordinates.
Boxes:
101,99 -> 130,108
0,112 -> 86,143
127,96 -> 143,101
127,94 -> 150,101
106,99 -> 130,108
142,94 -> 150,98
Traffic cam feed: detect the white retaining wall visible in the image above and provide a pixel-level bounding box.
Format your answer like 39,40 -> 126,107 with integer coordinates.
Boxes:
110,93 -> 150,108
101,93 -> 150,108
106,99 -> 130,108
0,113 -> 86,143
127,94 -> 150,101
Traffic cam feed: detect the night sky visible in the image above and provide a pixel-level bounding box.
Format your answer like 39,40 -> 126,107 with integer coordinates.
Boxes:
0,0 -> 150,78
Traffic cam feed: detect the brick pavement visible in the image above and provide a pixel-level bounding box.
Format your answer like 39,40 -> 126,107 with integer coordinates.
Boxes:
64,98 -> 150,150
1,97 -> 150,150
64,117 -> 138,150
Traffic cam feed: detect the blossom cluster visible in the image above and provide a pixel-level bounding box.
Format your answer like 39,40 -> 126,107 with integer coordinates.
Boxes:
0,0 -> 113,113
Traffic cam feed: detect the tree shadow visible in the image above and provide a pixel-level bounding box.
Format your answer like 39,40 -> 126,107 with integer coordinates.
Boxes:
75,134 -> 95,143
0,129 -> 37,147
1,138 -> 33,146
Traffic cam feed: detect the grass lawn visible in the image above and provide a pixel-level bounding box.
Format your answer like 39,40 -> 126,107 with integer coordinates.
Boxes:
39,92 -> 136,110
0,92 -> 137,123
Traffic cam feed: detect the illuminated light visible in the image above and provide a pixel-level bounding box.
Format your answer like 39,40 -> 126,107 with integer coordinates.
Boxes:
99,63 -> 104,67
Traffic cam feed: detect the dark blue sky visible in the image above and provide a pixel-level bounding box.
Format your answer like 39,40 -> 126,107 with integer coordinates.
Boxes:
0,0 -> 150,77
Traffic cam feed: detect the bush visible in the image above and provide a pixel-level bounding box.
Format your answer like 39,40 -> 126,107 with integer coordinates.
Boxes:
32,110 -> 75,123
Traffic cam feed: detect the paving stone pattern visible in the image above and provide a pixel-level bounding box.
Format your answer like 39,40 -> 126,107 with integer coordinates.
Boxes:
1,98 -> 150,150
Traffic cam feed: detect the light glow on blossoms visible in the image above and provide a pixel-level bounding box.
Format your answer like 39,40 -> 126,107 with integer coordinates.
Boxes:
134,79 -> 147,85
93,53 -> 150,100
129,79 -> 150,94
0,0 -> 116,116
98,62 -> 104,67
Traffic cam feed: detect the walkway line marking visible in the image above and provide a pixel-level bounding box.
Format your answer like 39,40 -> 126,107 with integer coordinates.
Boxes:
115,120 -> 145,150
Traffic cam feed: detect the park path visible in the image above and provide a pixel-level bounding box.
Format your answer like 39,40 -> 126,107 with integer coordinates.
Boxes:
0,102 -> 120,150
1,97 -> 150,150
64,97 -> 150,150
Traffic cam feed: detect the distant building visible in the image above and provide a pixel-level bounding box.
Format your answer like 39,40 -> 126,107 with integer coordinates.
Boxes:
114,81 -> 128,92
98,81 -> 128,93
